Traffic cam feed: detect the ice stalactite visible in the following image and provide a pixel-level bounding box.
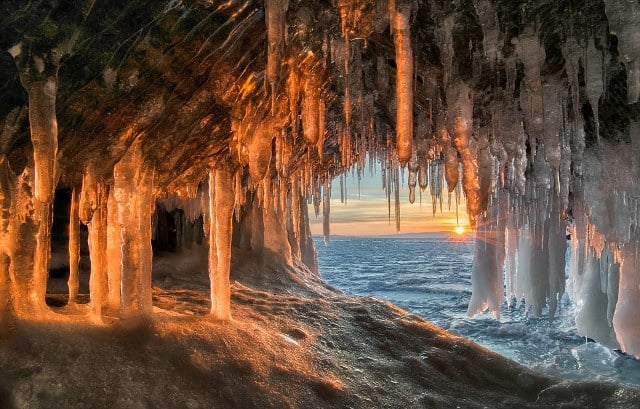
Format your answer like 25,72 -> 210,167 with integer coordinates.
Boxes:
562,37 -> 582,128
576,251 -> 620,349
392,3 -> 414,166
439,126 -> 459,194
467,197 -> 504,319
473,0 -> 501,71
302,73 -> 321,145
208,166 -> 235,319
504,211 -> 518,303
613,235 -> 640,356
603,0 -> 640,103
264,0 -> 289,106
548,195 -> 567,319
447,82 -> 480,226
408,153 -> 418,204
67,187 -> 80,304
514,27 -> 545,161
435,15 -> 455,88
584,38 -> 604,144
262,179 -> 292,264
322,180 -> 330,245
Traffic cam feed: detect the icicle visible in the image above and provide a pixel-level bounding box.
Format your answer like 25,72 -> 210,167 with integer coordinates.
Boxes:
208,166 -> 235,320
514,27 -> 545,161
603,0 -> 640,103
394,166 -> 400,232
447,82 -> 480,226
317,97 -> 326,158
408,152 -> 418,204
418,158 -> 428,190
548,192 -> 567,319
473,0 -> 501,70
323,180 -> 331,245
247,119 -> 275,183
264,0 -> 289,106
393,4 -> 414,166
439,126 -> 459,193
435,15 -> 455,87
302,73 -> 321,145
467,210 -> 503,319
585,38 -> 604,144
576,252 -> 621,349
67,186 -> 80,304
561,37 -> 582,128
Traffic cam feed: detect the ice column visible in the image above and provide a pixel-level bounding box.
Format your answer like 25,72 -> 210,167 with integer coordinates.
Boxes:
0,159 -> 13,326
393,4 -> 414,166
467,193 -> 505,319
67,187 -> 80,303
208,166 -> 235,319
88,184 -> 108,316
25,76 -> 59,312
613,238 -> 640,356
113,141 -> 154,319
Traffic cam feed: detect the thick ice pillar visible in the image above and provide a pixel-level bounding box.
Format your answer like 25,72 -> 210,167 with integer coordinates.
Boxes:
262,184 -> 292,264
208,167 -> 235,319
25,77 -> 59,312
88,184 -> 108,316
576,252 -> 620,349
0,159 -> 14,326
393,4 -> 414,165
106,188 -> 121,311
113,141 -> 154,319
613,240 -> 640,357
67,187 -> 80,303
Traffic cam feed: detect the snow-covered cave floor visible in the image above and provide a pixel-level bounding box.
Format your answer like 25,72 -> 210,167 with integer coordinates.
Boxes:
1,251 -> 639,408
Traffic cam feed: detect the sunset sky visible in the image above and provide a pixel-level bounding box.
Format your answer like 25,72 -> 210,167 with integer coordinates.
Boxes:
308,162 -> 470,236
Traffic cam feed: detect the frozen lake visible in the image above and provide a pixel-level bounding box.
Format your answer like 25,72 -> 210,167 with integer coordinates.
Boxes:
314,235 -> 640,388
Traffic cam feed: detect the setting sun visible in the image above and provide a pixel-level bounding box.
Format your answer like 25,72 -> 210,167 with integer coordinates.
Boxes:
454,225 -> 466,235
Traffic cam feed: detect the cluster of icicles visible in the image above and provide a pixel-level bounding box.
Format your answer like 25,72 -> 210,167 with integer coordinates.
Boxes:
1,0 -> 639,360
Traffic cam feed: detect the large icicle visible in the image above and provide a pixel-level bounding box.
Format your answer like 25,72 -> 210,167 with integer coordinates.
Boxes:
603,0 -> 640,103
208,166 -> 235,319
393,3 -> 414,166
264,0 -> 289,105
612,237 -> 640,356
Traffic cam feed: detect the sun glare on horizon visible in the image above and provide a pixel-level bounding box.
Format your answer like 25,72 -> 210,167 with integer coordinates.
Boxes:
454,225 -> 466,235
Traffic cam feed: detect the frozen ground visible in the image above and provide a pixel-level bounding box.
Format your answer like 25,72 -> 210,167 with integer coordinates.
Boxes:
0,247 -> 638,408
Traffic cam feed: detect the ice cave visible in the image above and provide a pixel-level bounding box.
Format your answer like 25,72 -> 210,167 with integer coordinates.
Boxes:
1,0 -> 640,407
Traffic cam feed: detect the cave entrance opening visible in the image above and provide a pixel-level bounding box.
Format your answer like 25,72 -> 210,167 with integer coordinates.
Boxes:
46,188 -> 90,307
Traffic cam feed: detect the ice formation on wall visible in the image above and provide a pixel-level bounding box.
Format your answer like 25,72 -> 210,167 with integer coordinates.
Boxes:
0,0 -> 639,358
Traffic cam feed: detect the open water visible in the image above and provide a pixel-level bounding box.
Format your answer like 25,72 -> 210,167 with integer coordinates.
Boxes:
314,235 -> 640,388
